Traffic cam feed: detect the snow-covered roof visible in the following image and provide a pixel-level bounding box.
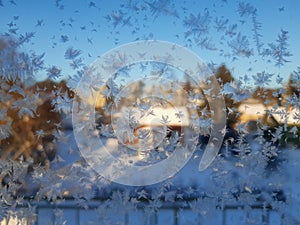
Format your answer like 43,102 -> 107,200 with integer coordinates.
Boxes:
113,106 -> 190,127
238,102 -> 300,125
238,103 -> 266,116
267,106 -> 300,125
238,103 -> 267,123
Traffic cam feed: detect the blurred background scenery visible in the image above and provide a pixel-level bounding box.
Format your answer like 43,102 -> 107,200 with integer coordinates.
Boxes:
0,0 -> 300,224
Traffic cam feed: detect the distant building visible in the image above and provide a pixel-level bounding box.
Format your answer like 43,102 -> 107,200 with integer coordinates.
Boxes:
238,98 -> 300,129
238,98 -> 266,124
267,106 -> 300,125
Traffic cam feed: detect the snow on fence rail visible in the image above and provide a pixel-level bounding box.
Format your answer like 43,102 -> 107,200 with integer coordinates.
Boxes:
1,199 -> 283,225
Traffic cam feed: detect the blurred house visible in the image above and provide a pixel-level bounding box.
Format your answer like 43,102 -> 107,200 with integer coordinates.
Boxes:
238,98 -> 300,127
112,106 -> 191,158
267,106 -> 300,125
238,98 -> 266,124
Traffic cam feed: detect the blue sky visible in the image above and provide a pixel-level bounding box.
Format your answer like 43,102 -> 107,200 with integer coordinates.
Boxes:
0,0 -> 300,88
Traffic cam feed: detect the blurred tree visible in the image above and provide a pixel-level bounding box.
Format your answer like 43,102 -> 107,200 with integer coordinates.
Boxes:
214,64 -> 240,129
0,36 -> 68,170
196,65 -> 241,149
286,72 -> 300,98
215,64 -> 235,84
252,87 -> 282,106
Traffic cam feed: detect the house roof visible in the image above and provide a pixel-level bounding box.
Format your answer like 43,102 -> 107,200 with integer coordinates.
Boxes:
267,106 -> 300,125
113,106 -> 190,127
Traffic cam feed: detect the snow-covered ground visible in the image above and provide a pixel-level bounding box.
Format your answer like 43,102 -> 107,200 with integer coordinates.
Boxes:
25,128 -> 299,224
1,127 -> 299,225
